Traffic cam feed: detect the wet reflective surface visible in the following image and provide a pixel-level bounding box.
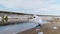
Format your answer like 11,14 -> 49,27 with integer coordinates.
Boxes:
0,22 -> 36,34
17,22 -> 60,34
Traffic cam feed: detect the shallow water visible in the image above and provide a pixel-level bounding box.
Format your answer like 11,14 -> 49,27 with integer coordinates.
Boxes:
0,22 -> 36,34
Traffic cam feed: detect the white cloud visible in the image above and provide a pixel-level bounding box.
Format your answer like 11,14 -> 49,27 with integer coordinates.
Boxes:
0,0 -> 60,15
0,0 -> 43,9
48,4 -> 60,11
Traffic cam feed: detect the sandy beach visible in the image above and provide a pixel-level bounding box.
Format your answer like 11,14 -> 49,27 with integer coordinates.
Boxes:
17,22 -> 60,34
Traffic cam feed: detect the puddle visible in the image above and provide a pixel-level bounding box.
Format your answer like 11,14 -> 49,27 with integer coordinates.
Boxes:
53,27 -> 58,29
38,32 -> 43,34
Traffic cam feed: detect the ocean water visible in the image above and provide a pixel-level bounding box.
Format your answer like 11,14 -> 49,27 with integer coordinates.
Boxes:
0,22 -> 36,34
0,16 -> 48,34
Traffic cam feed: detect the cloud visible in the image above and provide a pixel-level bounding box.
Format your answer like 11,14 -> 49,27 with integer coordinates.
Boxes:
0,0 -> 44,9
0,0 -> 60,15
0,0 -> 54,9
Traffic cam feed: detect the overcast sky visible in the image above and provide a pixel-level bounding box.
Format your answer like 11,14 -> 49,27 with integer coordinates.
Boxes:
0,0 -> 60,15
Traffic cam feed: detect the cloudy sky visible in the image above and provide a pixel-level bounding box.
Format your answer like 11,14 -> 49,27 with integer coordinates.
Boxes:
0,0 -> 60,15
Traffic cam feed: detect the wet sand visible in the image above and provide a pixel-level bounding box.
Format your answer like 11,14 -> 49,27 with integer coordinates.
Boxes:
17,22 -> 60,34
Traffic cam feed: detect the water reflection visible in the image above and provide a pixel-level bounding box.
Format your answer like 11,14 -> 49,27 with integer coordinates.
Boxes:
0,22 -> 36,34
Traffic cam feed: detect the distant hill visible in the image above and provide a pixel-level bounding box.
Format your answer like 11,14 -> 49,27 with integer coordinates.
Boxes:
0,11 -> 33,16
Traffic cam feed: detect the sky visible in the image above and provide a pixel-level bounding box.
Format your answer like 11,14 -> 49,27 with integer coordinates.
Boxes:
0,0 -> 60,15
